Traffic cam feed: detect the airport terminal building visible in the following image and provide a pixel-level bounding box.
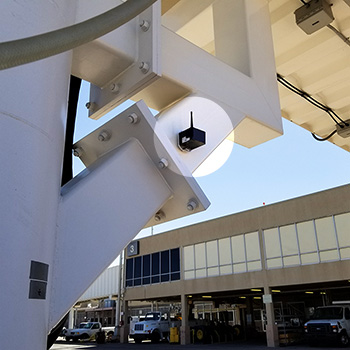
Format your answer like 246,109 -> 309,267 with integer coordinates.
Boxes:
75,184 -> 350,346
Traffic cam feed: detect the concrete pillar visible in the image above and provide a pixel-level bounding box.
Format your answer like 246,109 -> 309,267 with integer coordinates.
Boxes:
246,297 -> 254,328
120,300 -> 129,343
259,229 -> 279,347
264,287 -> 279,347
180,294 -> 191,345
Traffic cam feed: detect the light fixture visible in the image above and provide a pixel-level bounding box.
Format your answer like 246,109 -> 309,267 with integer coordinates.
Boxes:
253,296 -> 262,300
251,288 -> 262,292
271,290 -> 281,293
202,295 -> 212,298
294,0 -> 334,35
305,291 -> 314,294
239,296 -> 246,299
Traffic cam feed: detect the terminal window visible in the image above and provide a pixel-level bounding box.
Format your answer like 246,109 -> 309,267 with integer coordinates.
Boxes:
263,212 -> 350,269
183,231 -> 262,280
126,248 -> 180,287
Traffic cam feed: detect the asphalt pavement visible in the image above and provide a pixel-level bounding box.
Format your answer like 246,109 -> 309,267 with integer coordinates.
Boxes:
52,338 -> 343,350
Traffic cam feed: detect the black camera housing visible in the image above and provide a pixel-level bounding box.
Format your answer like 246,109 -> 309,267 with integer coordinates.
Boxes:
178,112 -> 206,152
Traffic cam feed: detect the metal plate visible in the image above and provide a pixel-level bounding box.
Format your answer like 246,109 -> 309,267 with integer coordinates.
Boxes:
29,280 -> 47,300
87,2 -> 161,120
29,260 -> 49,282
73,100 -> 210,227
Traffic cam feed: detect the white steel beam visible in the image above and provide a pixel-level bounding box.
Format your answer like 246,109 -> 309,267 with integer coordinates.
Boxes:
81,0 -> 282,163
50,138 -> 173,328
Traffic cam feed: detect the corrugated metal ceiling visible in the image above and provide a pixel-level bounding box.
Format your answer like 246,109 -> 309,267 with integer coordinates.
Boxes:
269,0 -> 350,151
161,0 -> 349,150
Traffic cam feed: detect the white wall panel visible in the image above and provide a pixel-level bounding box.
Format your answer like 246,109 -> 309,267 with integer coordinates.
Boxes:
79,265 -> 120,301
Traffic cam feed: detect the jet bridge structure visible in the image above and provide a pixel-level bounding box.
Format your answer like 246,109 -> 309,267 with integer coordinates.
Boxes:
0,1 -> 282,349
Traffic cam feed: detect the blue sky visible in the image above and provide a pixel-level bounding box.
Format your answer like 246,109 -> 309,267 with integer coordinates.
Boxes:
74,81 -> 350,237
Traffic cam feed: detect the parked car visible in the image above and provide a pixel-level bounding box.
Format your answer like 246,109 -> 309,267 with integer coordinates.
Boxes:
65,322 -> 102,342
304,304 -> 350,347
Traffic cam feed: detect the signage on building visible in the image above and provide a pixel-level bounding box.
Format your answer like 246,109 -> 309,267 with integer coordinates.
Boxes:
127,241 -> 139,257
263,294 -> 272,304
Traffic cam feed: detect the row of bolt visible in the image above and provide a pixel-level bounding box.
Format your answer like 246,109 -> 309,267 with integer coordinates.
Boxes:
73,112 -> 140,157
73,111 -> 198,217
86,20 -> 151,113
85,58 -> 149,112
78,19 -> 197,222
154,197 -> 198,223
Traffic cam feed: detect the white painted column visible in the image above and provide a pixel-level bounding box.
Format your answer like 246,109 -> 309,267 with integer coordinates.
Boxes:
0,2 -> 76,349
68,309 -> 75,329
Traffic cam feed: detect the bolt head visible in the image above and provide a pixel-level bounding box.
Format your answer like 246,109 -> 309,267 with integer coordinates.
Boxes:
154,211 -> 165,222
98,130 -> 111,142
73,147 -> 83,157
85,102 -> 96,112
158,158 -> 169,169
187,199 -> 198,211
110,83 -> 119,93
139,62 -> 150,74
140,20 -> 150,32
128,113 -> 139,124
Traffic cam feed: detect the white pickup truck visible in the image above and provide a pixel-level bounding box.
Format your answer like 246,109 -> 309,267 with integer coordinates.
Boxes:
304,304 -> 350,347
64,322 -> 114,342
129,312 -> 179,343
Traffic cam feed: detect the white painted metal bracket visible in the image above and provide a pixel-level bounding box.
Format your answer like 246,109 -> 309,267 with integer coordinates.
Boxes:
73,100 -> 210,227
73,1 -> 161,120
51,138 -> 173,327
50,100 -> 210,326
77,0 -> 283,150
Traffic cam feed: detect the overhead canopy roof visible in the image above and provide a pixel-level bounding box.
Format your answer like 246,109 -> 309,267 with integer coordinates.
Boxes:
269,0 -> 350,152
162,0 -> 350,152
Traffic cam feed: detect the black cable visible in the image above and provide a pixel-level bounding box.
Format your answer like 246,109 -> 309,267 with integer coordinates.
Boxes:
277,73 -> 349,127
311,129 -> 337,142
327,24 -> 350,47
277,74 -> 338,124
300,0 -> 308,5
61,75 -> 82,186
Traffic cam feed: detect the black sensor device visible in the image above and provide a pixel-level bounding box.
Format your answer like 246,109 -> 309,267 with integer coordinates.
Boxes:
178,111 -> 206,152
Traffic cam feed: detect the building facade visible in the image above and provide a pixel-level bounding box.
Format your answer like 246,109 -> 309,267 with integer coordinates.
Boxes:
79,184 -> 350,346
